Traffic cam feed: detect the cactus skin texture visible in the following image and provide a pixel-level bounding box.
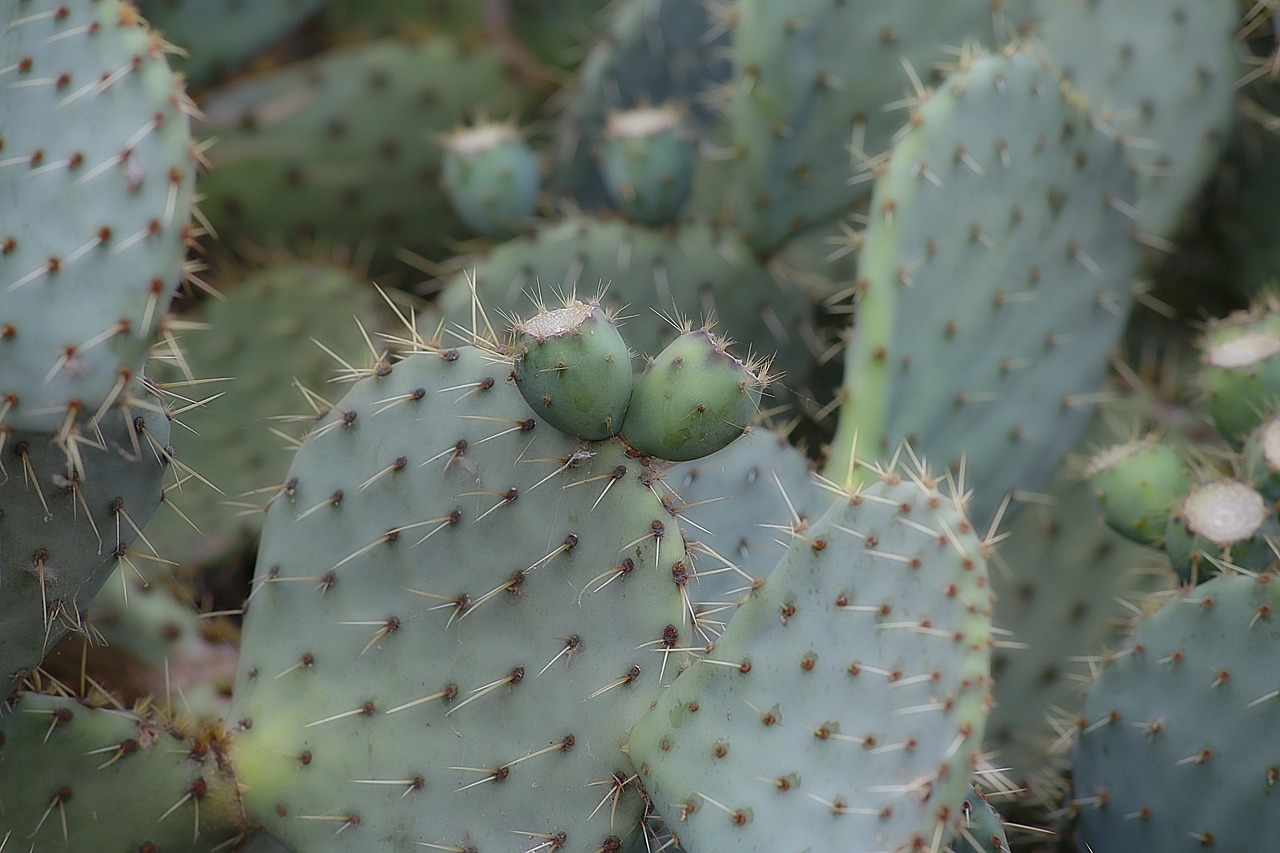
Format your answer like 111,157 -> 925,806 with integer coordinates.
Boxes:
727,0 -> 1034,252
1036,0 -> 1240,240
1,386 -> 172,697
195,36 -> 530,275
827,50 -> 1139,525
142,259 -> 384,568
0,0 -> 196,435
629,460 -> 994,853
1072,573 -> 1280,852
230,345 -> 694,853
0,692 -> 241,849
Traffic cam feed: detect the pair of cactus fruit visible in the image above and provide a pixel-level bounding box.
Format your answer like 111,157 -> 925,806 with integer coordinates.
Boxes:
511,299 -> 769,461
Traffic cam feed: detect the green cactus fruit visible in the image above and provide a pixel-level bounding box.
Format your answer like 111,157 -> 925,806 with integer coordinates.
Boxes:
827,50 -> 1139,527
1,383 -> 172,697
143,258 -> 384,569
230,344 -> 694,852
629,460 -> 994,852
434,216 -> 820,409
137,0 -> 327,88
195,36 -> 531,277
600,106 -> 695,224
1072,573 -> 1280,851
1085,437 -> 1192,546
511,298 -> 634,440
1196,303 -> 1280,444
0,0 -> 196,435
728,0 -> 1035,252
954,788 -> 1010,852
1036,0 -> 1240,240
0,693 -> 241,849
1162,478 -> 1277,583
555,0 -> 730,209
442,122 -> 540,238
621,328 -> 767,461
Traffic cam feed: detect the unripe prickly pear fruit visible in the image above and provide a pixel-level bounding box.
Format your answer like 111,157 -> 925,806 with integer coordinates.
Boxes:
1163,478 -> 1276,582
1243,413 -> 1280,501
621,328 -> 767,461
1085,437 -> 1191,546
512,299 -> 633,440
1197,305 -> 1280,445
600,105 -> 694,224
442,122 -> 539,238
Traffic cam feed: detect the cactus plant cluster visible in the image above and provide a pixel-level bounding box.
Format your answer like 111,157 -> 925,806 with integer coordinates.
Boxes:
5,1 -> 1280,852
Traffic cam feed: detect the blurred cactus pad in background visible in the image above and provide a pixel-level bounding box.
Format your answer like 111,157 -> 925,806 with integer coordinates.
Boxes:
6,1 -> 1280,852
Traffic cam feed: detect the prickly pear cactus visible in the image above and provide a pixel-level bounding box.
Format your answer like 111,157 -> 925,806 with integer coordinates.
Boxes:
1,386 -> 172,696
828,49 -> 1139,525
142,258 -> 384,568
435,217 -> 820,402
1036,0 -> 1241,240
727,0 -> 1034,252
629,460 -> 995,852
195,36 -> 530,275
1072,573 -> 1280,851
0,0 -> 196,434
230,344 -> 695,852
0,692 -> 240,848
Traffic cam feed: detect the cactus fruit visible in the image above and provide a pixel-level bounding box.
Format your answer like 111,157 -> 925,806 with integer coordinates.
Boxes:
1162,477 -> 1276,583
0,0 -> 196,435
1195,302 -> 1280,445
435,216 -> 820,407
0,692 -> 240,848
441,122 -> 540,239
1072,573 -> 1280,851
827,50 -> 1139,525
1085,436 -> 1192,546
230,344 -> 695,852
621,328 -> 768,462
1242,413 -> 1280,500
628,458 -> 995,852
600,106 -> 696,224
511,298 -> 634,440
1,384 -> 172,696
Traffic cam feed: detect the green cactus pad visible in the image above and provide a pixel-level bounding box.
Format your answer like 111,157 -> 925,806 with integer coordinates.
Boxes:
1,384 -> 171,696
827,50 -> 1140,525
143,258 -> 384,569
601,106 -> 695,224
230,345 -> 695,852
512,299 -> 634,439
1085,437 -> 1191,546
195,35 -> 530,275
0,1 -> 196,434
621,329 -> 766,461
953,788 -> 1010,852
442,122 -> 540,238
1073,573 -> 1280,851
670,427 -> 821,603
1036,0 -> 1240,240
435,216 -> 820,406
629,461 -> 994,851
0,692 -> 241,849
727,0 -> 1035,252
137,0 -> 327,88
